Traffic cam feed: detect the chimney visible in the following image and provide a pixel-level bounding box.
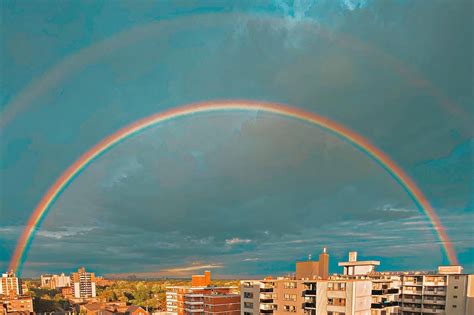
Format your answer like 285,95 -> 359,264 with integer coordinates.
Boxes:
319,247 -> 329,280
204,270 -> 211,286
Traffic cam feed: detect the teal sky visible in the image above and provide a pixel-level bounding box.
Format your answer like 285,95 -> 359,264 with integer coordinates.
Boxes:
0,0 -> 472,278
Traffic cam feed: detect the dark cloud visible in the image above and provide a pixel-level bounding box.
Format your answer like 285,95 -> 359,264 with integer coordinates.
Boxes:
1,0 -> 472,276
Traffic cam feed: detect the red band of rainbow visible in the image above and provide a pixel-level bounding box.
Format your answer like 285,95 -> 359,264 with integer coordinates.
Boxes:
9,100 -> 458,273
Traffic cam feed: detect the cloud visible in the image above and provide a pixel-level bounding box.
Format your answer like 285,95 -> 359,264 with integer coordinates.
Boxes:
164,264 -> 224,273
36,227 -> 95,239
226,238 -> 252,245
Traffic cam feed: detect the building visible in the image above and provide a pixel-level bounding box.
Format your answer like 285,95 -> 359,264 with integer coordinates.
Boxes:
166,271 -> 240,315
337,252 -> 400,315
295,248 -> 329,280
78,301 -> 133,315
41,273 -> 71,289
240,277 -> 372,315
241,248 -> 374,315
338,251 -> 380,276
125,305 -> 149,315
399,265 -> 474,315
71,267 -> 97,298
204,293 -> 240,315
0,272 -> 23,296
0,295 -> 34,314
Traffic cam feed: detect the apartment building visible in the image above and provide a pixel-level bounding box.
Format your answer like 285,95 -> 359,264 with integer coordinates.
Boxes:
240,277 -> 372,315
71,267 -> 97,298
0,271 -> 25,296
338,252 -> 400,315
400,266 -> 473,315
41,272 -> 71,289
0,295 -> 34,314
204,293 -> 240,315
166,271 -> 240,315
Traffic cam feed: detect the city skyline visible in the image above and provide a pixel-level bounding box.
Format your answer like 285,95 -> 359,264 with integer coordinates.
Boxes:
1,0 -> 473,278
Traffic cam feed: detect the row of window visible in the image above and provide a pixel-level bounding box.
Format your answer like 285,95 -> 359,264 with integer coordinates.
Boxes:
328,298 -> 346,306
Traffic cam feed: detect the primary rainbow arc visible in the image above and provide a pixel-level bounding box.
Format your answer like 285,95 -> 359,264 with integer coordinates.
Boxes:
9,100 -> 458,273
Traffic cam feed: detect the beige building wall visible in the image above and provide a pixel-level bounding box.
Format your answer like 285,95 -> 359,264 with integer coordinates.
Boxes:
296,262 -> 319,281
466,275 -> 474,315
240,281 -> 264,315
273,280 -> 304,315
446,274 -> 469,315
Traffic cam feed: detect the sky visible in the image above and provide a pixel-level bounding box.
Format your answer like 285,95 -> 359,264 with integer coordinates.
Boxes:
0,0 -> 472,278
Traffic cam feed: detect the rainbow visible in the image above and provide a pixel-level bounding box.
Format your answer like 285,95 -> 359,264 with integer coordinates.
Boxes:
9,100 -> 458,273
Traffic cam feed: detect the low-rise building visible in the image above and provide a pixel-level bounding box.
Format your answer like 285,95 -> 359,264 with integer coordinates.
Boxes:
0,295 -> 34,314
166,271 -> 239,315
41,273 -> 71,289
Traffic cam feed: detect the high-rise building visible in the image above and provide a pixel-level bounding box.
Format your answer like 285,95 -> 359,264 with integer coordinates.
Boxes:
166,271 -> 240,315
41,273 -> 71,289
71,267 -> 97,298
399,265 -> 473,315
338,251 -> 400,315
0,272 -> 23,297
240,277 -> 372,315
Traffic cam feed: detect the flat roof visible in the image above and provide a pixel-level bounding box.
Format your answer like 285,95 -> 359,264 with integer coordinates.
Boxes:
338,261 -> 380,266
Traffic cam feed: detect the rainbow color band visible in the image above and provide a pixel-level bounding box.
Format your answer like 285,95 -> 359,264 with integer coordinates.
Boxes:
9,100 -> 458,273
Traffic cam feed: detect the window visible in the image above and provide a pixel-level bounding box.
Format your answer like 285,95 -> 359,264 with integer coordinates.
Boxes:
328,298 -> 346,306
454,276 -> 459,279
284,282 -> 296,289
328,282 -> 346,291
244,292 -> 254,299
283,305 -> 297,312
243,302 -> 253,309
244,312 -> 253,315
453,295 -> 458,298
454,286 -> 458,289
283,294 -> 297,301
453,305 -> 457,308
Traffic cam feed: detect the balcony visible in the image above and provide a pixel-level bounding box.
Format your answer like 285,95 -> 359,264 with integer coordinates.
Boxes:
421,307 -> 445,314
260,304 -> 277,312
185,308 -> 204,313
424,281 -> 446,287
303,290 -> 316,296
402,297 -> 422,304
401,305 -> 422,312
260,288 -> 273,293
373,288 -> 400,295
371,301 -> 399,309
423,299 -> 446,305
424,290 -> 446,296
302,302 -> 316,309
402,289 -> 422,295
185,301 -> 204,305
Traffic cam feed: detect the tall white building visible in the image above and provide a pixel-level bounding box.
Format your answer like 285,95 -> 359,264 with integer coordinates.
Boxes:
0,272 -> 23,296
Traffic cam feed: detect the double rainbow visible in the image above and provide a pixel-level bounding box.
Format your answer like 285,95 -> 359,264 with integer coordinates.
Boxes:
9,101 -> 458,273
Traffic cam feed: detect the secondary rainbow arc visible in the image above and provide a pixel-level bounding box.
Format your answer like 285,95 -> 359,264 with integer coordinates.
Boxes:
9,100 -> 458,273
